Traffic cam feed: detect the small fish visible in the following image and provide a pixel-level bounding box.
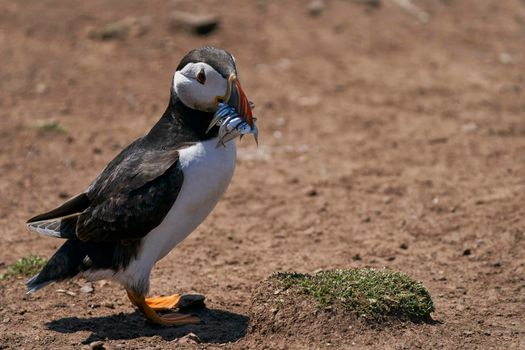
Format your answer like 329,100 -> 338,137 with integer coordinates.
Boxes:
211,103 -> 258,148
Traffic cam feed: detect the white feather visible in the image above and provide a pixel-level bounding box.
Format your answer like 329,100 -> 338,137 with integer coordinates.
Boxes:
83,136 -> 237,294
173,62 -> 228,112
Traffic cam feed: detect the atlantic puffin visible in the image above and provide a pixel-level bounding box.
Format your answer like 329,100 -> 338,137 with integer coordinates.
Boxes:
25,47 -> 258,326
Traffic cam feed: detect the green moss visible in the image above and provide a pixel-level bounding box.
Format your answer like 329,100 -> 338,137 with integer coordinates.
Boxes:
272,268 -> 434,321
35,121 -> 67,134
0,256 -> 47,280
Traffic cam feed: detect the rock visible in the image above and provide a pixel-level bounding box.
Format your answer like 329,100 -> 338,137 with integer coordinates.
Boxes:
58,191 -> 70,199
305,186 -> 318,197
399,243 -> 408,250
35,83 -> 48,94
177,294 -> 206,309
102,302 -> 115,309
307,0 -> 326,16
56,289 -> 77,296
352,0 -> 381,7
97,280 -> 109,287
462,248 -> 471,256
462,122 -> 478,133
89,340 -> 104,349
498,52 -> 512,64
175,332 -> 201,344
80,283 -> 94,294
168,11 -> 219,35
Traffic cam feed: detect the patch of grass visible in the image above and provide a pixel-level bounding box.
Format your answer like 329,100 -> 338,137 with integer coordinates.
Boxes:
272,268 -> 434,321
0,256 -> 47,280
35,120 -> 67,134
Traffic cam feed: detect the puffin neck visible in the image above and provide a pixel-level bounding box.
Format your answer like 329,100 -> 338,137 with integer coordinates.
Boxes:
143,96 -> 220,150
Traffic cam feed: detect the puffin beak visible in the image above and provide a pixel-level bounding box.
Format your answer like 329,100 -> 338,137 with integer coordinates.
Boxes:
225,74 -> 254,127
208,74 -> 258,146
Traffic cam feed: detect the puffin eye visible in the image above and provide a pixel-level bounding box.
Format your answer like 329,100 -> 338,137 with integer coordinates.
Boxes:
196,68 -> 206,84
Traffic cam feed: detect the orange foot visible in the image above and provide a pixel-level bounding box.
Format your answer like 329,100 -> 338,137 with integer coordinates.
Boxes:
126,290 -> 202,326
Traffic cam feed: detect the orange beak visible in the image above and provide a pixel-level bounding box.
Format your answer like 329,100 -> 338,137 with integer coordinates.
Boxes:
226,75 -> 254,127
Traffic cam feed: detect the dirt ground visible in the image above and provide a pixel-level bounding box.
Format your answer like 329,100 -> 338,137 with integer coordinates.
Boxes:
1,0 -> 524,349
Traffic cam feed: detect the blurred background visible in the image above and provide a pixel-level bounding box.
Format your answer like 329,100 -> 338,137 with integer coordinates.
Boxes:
0,0 -> 524,348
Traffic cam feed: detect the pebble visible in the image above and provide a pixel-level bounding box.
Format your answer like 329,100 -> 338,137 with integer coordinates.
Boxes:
177,294 -> 205,309
56,289 -> 77,296
169,11 -> 219,35
80,283 -> 94,293
58,191 -> 70,199
352,0 -> 381,7
462,122 -> 478,133
102,302 -> 115,309
89,340 -> 104,349
35,83 -> 48,94
307,0 -> 326,16
498,52 -> 513,64
175,332 -> 201,344
305,186 -> 318,197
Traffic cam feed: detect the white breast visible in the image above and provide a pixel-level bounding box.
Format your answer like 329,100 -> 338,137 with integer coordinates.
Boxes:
98,137 -> 237,293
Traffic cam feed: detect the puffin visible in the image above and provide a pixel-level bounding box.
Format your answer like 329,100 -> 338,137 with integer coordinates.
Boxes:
25,47 -> 258,326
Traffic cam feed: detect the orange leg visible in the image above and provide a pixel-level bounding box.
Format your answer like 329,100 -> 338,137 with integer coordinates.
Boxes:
126,289 -> 200,326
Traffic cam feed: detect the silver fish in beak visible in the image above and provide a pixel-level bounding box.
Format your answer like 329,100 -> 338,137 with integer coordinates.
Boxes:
207,74 -> 258,147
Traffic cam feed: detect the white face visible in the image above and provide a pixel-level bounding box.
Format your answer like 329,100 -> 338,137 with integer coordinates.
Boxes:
173,62 -> 228,112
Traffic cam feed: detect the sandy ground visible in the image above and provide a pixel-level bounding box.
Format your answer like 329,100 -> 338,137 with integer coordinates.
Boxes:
1,0 -> 524,349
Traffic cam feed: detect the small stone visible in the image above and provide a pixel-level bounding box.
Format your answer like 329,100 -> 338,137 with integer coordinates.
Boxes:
56,289 -> 77,296
169,12 -> 219,35
399,243 -> 408,250
305,187 -> 318,197
97,280 -> 109,287
362,216 -> 371,223
2,317 -> 10,324
80,283 -> 94,293
352,254 -> 361,261
307,0 -> 326,16
462,248 -> 471,256
352,0 -> 381,7
498,52 -> 512,64
177,294 -> 205,309
35,83 -> 48,94
175,332 -> 201,344
58,191 -> 70,199
462,122 -> 478,133
89,340 -> 104,349
102,302 -> 115,309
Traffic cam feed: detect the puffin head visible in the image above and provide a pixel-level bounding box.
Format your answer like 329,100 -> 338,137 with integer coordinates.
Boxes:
172,47 -> 254,128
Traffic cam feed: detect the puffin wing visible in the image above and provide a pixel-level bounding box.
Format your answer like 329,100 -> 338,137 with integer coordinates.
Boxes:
27,138 -> 184,242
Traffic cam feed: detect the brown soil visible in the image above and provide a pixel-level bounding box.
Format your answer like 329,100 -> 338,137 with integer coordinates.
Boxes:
1,0 -> 524,349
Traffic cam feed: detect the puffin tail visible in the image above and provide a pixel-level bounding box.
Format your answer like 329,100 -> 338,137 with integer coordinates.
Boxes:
26,240 -> 85,294
26,216 -> 78,239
